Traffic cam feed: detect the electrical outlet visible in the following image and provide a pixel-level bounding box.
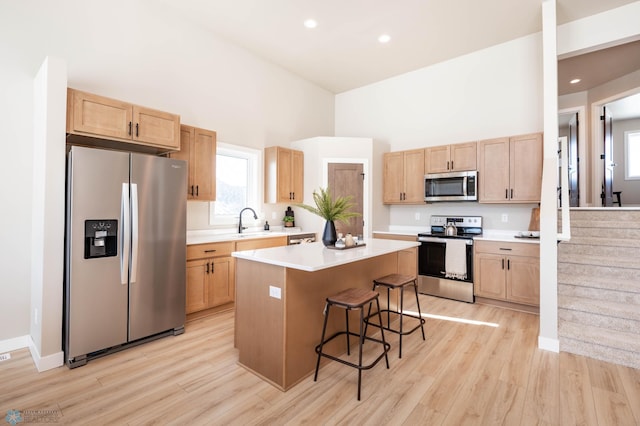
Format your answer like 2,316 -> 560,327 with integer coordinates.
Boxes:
501,214 -> 508,223
269,285 -> 281,299
415,212 -> 420,221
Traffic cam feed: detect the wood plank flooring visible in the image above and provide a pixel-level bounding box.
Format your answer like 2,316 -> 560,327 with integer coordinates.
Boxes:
1,295 -> 639,425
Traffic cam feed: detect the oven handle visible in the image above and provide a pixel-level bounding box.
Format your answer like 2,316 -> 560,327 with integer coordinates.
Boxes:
418,236 -> 473,245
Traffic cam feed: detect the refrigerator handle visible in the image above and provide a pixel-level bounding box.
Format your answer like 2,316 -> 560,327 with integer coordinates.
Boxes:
121,183 -> 130,285
131,183 -> 139,284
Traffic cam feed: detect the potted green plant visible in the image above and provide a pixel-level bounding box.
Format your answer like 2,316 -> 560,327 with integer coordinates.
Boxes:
297,187 -> 360,246
282,215 -> 295,227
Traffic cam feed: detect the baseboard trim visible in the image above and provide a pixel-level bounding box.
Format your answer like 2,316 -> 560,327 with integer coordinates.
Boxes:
28,337 -> 64,372
0,335 -> 29,353
538,335 -> 560,353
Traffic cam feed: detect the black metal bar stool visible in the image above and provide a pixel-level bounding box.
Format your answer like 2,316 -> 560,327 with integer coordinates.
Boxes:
314,287 -> 390,401
365,274 -> 425,358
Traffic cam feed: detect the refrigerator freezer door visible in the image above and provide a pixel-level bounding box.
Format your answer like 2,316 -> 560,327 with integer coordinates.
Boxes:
66,146 -> 130,360
129,153 -> 187,341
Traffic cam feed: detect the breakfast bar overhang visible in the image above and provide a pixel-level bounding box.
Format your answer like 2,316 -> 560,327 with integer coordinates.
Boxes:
232,239 -> 420,391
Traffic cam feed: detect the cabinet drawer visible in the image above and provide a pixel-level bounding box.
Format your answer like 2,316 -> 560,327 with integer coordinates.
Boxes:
187,241 -> 235,260
475,240 -> 539,257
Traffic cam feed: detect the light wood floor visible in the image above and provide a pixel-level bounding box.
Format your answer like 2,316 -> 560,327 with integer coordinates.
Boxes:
1,295 -> 639,425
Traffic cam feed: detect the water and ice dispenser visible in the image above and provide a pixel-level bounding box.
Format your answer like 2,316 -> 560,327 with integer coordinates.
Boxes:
84,220 -> 118,259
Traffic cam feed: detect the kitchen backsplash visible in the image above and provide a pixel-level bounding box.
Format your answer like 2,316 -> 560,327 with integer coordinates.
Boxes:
388,203 -> 539,231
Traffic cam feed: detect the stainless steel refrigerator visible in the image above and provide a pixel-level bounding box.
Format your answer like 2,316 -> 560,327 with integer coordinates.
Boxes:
64,145 -> 187,368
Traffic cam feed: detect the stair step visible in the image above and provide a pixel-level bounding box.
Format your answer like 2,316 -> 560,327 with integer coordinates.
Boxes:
558,262 -> 640,282
561,336 -> 640,370
562,236 -> 640,249
567,209 -> 640,223
558,294 -> 640,322
559,322 -> 640,358
569,227 -> 640,240
558,252 -> 640,270
558,307 -> 640,335
557,274 -> 640,294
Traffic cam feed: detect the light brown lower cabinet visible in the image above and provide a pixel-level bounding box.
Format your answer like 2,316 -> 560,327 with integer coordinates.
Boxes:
186,236 -> 288,314
474,240 -> 540,307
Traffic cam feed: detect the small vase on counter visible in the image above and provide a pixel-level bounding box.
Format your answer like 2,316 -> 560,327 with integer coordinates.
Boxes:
344,233 -> 355,247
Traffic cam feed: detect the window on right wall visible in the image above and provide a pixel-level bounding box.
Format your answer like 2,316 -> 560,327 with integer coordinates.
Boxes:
625,130 -> 640,180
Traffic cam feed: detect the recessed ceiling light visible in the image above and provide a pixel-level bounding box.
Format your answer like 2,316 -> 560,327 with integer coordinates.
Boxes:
378,34 -> 391,43
570,78 -> 581,84
304,19 -> 317,29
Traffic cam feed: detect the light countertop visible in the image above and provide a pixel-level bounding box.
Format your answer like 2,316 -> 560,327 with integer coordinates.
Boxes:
231,238 -> 420,272
187,228 -> 314,245
373,228 -> 540,244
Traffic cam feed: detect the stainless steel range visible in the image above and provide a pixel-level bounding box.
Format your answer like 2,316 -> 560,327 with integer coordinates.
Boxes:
417,215 -> 482,303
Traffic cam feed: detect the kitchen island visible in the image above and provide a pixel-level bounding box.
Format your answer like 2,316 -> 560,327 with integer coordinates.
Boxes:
232,239 -> 419,391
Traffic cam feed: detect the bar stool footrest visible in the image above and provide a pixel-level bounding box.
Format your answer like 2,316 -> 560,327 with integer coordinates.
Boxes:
314,331 -> 391,371
364,309 -> 426,336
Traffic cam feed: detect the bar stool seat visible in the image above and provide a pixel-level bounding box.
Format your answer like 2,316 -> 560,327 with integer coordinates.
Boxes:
365,273 -> 425,358
314,287 -> 390,401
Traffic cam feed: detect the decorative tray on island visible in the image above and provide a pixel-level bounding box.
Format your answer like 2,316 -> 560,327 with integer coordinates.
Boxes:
325,243 -> 366,250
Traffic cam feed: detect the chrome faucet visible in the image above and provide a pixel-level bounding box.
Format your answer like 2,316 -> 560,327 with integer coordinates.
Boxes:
238,207 -> 258,233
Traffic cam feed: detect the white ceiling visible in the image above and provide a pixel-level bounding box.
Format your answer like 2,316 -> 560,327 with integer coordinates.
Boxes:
158,0 -> 638,94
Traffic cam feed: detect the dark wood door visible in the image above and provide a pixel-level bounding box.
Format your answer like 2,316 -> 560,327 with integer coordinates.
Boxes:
328,163 -> 364,237
568,112 -> 580,207
602,107 -> 614,207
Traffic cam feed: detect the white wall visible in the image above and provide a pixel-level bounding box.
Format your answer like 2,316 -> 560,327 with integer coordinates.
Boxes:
335,33 -> 544,232
0,0 -> 334,348
289,137 -> 385,236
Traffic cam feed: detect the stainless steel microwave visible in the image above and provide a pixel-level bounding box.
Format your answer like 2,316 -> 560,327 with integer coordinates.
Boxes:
424,170 -> 477,202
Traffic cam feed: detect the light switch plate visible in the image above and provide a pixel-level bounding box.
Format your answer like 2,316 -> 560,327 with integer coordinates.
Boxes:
269,285 -> 281,299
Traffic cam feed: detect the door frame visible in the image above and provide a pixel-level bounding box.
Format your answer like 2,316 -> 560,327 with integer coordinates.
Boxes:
322,158 -> 370,238
558,106 -> 586,206
590,86 -> 640,207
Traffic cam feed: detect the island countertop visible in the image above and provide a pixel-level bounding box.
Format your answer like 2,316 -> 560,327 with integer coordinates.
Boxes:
231,238 -> 419,272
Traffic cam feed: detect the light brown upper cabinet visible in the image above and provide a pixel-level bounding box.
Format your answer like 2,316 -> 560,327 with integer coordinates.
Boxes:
170,125 -> 217,201
478,133 -> 542,203
264,146 -> 304,203
425,142 -> 477,173
383,149 -> 425,204
66,88 -> 180,151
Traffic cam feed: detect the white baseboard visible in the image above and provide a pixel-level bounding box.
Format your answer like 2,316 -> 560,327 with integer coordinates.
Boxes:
0,335 -> 29,353
28,337 -> 64,372
538,335 -> 560,353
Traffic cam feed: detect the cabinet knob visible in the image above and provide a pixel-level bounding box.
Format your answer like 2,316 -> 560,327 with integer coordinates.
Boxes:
206,263 -> 210,274
136,122 -> 139,137
128,121 -> 132,136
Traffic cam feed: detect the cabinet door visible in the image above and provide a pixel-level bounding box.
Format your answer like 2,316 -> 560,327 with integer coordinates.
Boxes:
132,105 -> 180,150
290,149 -> 304,202
510,133 -> 542,202
474,253 -> 506,299
507,255 -> 540,306
276,148 -> 293,202
450,142 -> 477,171
186,259 -> 208,314
192,127 -> 217,201
383,152 -> 405,203
425,145 -> 450,173
404,149 -> 426,203
170,126 -> 193,198
208,257 -> 234,307
478,137 -> 510,202
70,89 -> 132,140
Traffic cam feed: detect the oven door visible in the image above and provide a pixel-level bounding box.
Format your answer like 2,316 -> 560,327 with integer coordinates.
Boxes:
418,236 -> 473,282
